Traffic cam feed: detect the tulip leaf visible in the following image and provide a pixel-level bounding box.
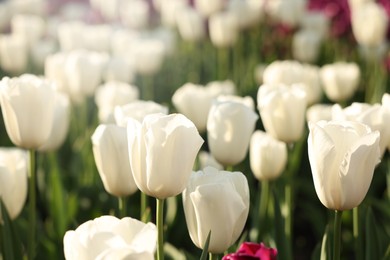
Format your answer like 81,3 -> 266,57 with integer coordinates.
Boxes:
365,207 -> 380,260
320,224 -> 332,260
382,244 -> 390,260
199,230 -> 211,260
273,191 -> 291,260
0,199 -> 23,260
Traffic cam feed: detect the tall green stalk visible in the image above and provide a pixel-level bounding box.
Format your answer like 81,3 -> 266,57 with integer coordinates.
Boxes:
333,210 -> 343,260
353,207 -> 363,260
209,253 -> 220,260
257,180 -> 270,241
28,149 -> 36,260
141,192 -> 147,222
156,198 -> 165,260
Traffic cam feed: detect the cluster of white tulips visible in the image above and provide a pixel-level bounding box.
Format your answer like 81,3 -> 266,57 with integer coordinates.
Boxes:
0,0 -> 389,260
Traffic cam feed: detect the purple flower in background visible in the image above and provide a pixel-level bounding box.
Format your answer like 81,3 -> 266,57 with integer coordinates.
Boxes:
222,242 -> 278,260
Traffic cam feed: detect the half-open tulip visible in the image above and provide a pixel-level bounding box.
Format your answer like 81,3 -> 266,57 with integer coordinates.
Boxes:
307,120 -> 380,210
0,148 -> 27,220
183,167 -> 250,253
0,74 -> 56,149
92,124 -> 138,197
63,216 -> 157,260
127,113 -> 204,199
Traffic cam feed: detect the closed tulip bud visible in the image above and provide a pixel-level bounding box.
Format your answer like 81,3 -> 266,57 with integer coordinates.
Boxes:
194,0 -> 225,17
127,113 -> 204,199
183,167 -> 250,254
65,49 -> 109,99
262,60 -> 322,105
95,81 -> 139,123
103,56 -> 135,84
332,102 -> 390,157
0,148 -> 28,221
206,80 -> 236,96
82,24 -> 112,53
250,130 -> 287,181
308,120 -> 380,210
0,34 -> 28,74
92,125 -> 138,197
0,74 -> 56,149
176,6 -> 205,42
257,84 -> 307,143
198,151 -> 223,170
292,29 -> 322,63
306,104 -> 333,123
39,92 -> 70,152
0,3 -> 11,32
300,11 -> 330,40
132,39 -> 166,75
160,0 -> 189,28
209,12 -> 239,48
11,14 -> 45,48
207,100 -> 258,166
64,216 -> 157,260
351,2 -> 388,47
216,95 -> 255,110
44,52 -> 68,93
30,38 -> 57,72
114,100 -> 168,127
320,62 -> 360,102
57,21 -> 85,52
120,0 -> 150,30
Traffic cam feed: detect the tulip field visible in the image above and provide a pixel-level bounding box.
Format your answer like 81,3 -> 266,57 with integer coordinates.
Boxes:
1,0 -> 390,260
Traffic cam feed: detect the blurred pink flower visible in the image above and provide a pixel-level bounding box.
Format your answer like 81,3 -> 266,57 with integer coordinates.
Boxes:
222,242 -> 278,260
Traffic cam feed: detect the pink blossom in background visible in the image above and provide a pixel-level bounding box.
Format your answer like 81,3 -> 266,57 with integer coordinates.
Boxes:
222,242 -> 278,260
307,0 -> 351,37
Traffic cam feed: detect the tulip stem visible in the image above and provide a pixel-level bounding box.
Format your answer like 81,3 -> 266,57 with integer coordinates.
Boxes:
118,197 -> 127,218
353,207 -> 363,260
257,180 -> 269,241
333,210 -> 343,260
209,253 -> 219,260
141,192 -> 148,222
28,149 -> 36,260
142,76 -> 154,101
156,198 -> 165,260
217,47 -> 229,80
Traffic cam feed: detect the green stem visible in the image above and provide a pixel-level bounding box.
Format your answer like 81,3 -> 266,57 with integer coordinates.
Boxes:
156,198 -> 165,260
333,210 -> 343,260
257,180 -> 270,241
217,47 -> 229,80
141,192 -> 147,222
142,75 -> 154,101
209,253 -> 219,260
353,207 -> 363,260
285,183 -> 292,256
28,149 -> 36,260
118,197 -> 127,218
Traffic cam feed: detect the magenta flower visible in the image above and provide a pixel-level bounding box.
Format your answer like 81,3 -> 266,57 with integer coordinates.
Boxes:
222,242 -> 278,260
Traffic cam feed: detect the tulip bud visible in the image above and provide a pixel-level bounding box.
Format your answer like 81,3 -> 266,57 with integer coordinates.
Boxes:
64,216 -> 157,259
131,39 -> 166,76
0,74 -> 56,149
292,29 -> 322,63
266,0 -> 307,28
11,14 -> 45,48
209,12 -> 239,48
82,24 -> 112,53
207,100 -> 258,166
257,84 -> 307,143
114,100 -> 168,127
183,167 -> 250,253
176,6 -> 205,42
250,130 -> 287,181
92,125 -> 138,197
103,56 -> 135,84
95,81 -> 139,123
320,62 -> 360,102
306,104 -> 333,123
120,0 -> 150,30
198,151 -> 223,170
194,0 -> 225,17
308,120 -> 380,210
127,113 -> 204,199
57,21 -> 85,52
0,148 -> 28,221
0,34 -> 28,74
351,2 -> 388,48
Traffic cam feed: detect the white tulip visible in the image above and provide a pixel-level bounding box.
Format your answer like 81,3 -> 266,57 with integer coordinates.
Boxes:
63,216 -> 157,260
194,0 -> 225,17
306,104 -> 333,123
292,29 -> 322,63
0,148 -> 27,220
0,74 -> 55,149
308,120 -> 380,210
257,84 -> 307,143
11,14 -> 45,48
176,6 -> 205,42
127,113 -> 204,199
320,62 -> 360,102
209,12 -> 239,48
250,130 -> 287,180
92,125 -> 138,197
183,167 -> 249,253
207,100 -> 258,166
95,81 -> 139,123
0,34 -> 28,74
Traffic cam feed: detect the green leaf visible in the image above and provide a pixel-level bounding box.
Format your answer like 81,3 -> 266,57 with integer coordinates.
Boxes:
199,230 -> 211,260
365,207 -> 380,260
0,199 -> 23,260
320,225 -> 332,260
273,191 -> 291,260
